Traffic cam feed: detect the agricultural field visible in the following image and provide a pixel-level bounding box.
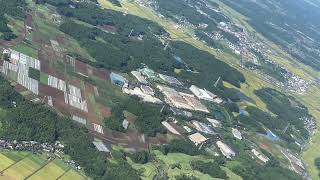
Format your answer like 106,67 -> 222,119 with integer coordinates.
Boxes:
0,151 -> 85,180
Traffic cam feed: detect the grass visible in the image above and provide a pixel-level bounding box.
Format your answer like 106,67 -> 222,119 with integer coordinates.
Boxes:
40,71 -> 49,84
129,150 -> 242,180
0,153 -> 14,171
13,42 -> 39,58
4,154 -> 46,179
59,169 -> 87,180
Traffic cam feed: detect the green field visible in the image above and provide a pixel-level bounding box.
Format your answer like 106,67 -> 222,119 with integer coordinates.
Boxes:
128,150 -> 242,180
0,151 -> 85,180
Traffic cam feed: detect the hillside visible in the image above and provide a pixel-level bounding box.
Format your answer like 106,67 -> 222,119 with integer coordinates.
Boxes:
0,0 -> 319,179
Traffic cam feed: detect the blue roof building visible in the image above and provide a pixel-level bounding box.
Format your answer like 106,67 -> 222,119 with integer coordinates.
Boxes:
110,72 -> 127,86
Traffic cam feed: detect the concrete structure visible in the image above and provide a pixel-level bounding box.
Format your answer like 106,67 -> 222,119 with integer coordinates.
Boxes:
216,141 -> 235,159
190,85 -> 216,102
131,71 -> 148,84
252,149 -> 269,163
232,128 -> 242,140
206,118 -> 221,128
140,85 -> 154,95
110,72 -> 127,86
188,133 -> 208,146
122,119 -> 129,130
170,107 -> 192,118
162,121 -> 181,135
180,93 -> 209,113
157,85 -> 193,110
192,120 -> 216,135
159,73 -> 182,86
72,115 -> 87,125
139,67 -> 158,80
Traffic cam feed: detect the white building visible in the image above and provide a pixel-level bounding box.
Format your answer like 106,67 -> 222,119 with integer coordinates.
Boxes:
162,121 -> 181,135
232,128 -> 242,140
216,141 -> 235,159
131,71 -> 148,84
188,133 -> 208,146
252,149 -> 269,163
206,118 -> 222,128
189,85 -> 216,102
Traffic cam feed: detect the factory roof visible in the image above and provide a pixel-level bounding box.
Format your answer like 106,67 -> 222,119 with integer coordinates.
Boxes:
188,132 -> 208,146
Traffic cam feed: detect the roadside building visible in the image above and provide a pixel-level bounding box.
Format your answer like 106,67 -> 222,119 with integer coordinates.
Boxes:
252,149 -> 269,163
188,132 -> 208,146
110,72 -> 127,86
216,141 -> 235,159
232,128 -> 242,140
131,71 -> 148,84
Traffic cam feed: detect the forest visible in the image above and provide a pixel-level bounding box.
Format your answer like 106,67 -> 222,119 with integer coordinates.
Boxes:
56,1 -> 245,91
0,0 -> 26,40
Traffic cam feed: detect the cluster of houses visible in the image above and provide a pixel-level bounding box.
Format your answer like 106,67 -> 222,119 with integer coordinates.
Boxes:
109,66 -> 272,162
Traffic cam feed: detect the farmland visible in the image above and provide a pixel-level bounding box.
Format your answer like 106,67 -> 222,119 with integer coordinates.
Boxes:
0,151 -> 85,180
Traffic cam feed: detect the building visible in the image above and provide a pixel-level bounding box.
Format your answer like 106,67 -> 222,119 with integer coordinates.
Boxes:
206,118 -> 221,128
131,71 -> 148,84
216,141 -> 235,159
159,73 -> 182,86
93,140 -> 110,153
188,132 -> 208,146
232,128 -> 242,140
110,72 -> 127,86
192,120 -> 216,135
170,107 -> 193,118
139,67 -> 158,80
157,85 -> 193,110
189,85 -> 216,102
180,93 -> 209,113
252,149 -> 269,163
162,121 -> 181,135
140,85 -> 154,95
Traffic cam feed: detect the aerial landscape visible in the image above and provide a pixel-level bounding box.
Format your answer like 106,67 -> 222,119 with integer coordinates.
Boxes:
0,0 -> 319,179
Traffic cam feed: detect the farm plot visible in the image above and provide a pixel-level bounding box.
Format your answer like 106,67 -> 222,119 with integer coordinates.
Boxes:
0,153 -> 14,171
28,159 -> 67,180
2,154 -> 46,180
0,151 -> 85,180
59,169 -> 86,180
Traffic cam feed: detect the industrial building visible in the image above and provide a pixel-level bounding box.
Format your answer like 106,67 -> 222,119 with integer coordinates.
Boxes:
190,85 -> 216,102
162,121 -> 181,135
192,120 -> 216,135
159,73 -> 182,86
206,118 -> 221,128
157,85 -> 209,113
216,141 -> 235,159
131,71 -> 148,84
110,72 -> 127,86
139,67 -> 159,80
188,132 -> 208,146
252,149 -> 269,163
